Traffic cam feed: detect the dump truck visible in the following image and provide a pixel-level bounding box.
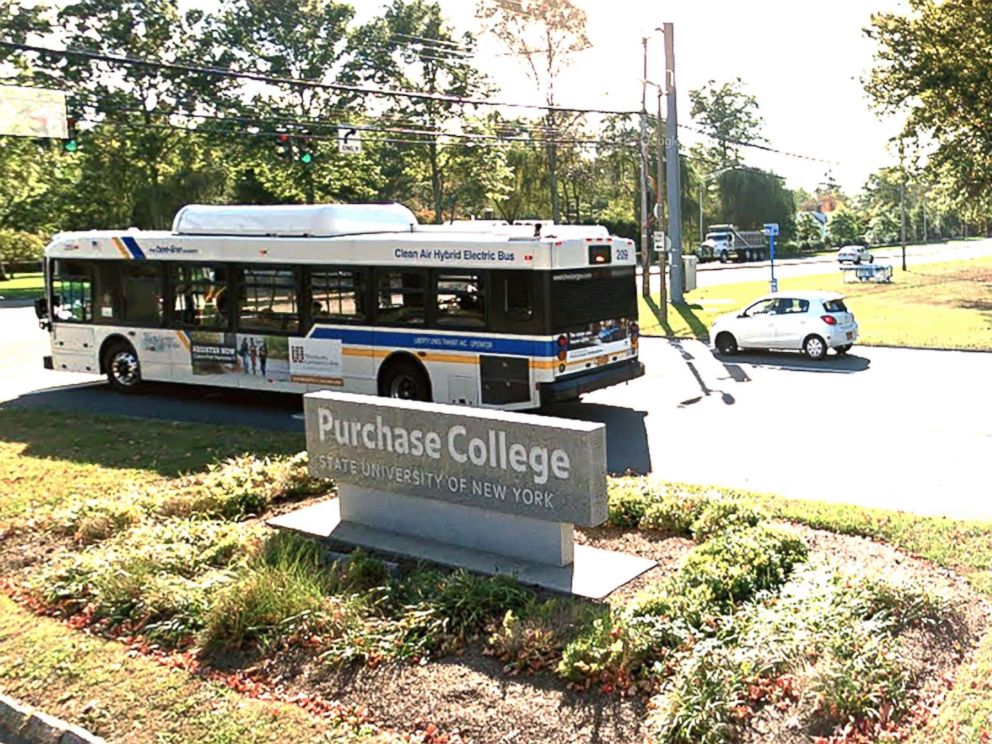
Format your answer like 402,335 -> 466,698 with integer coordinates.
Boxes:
698,224 -> 768,263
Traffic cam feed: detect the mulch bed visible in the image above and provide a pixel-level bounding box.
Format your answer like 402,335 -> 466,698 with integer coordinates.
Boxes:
251,522 -> 990,744
2,512 -> 988,744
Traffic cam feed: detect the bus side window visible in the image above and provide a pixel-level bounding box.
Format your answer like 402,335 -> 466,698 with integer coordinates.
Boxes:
51,259 -> 93,322
376,270 -> 426,325
122,263 -> 163,325
309,269 -> 365,326
504,273 -> 533,321
170,265 -> 228,328
93,262 -> 123,323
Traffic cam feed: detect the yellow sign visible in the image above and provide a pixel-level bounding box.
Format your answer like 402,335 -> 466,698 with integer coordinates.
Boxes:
0,85 -> 68,138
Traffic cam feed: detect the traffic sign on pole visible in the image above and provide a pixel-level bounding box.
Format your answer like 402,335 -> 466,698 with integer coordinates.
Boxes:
338,126 -> 361,154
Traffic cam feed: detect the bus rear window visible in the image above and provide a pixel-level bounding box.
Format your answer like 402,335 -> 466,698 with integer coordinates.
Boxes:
551,268 -> 636,330
823,299 -> 848,312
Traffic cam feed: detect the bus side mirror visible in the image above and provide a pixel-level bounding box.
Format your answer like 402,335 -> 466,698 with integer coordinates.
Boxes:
34,297 -> 48,320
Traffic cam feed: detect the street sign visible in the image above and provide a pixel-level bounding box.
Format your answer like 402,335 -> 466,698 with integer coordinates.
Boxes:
770,278 -> 778,293
338,126 -> 361,154
763,223 -> 780,237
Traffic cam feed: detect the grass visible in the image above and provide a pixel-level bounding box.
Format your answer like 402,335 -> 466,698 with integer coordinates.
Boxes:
2,411 -> 992,741
0,594 -> 379,743
639,255 -> 992,350
0,272 -> 43,301
0,407 -> 301,525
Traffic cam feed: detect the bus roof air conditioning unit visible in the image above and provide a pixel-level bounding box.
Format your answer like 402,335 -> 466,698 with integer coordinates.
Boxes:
171,203 -> 418,237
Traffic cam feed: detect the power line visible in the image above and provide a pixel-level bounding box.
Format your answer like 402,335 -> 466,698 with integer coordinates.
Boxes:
0,40 -> 636,116
3,40 -> 841,164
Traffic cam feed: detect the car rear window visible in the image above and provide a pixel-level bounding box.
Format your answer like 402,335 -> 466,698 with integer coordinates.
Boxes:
823,299 -> 848,312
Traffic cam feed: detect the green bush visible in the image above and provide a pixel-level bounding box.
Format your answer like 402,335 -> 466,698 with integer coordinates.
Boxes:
647,641 -> 747,744
33,520 -> 255,642
690,499 -> 766,541
607,479 -> 651,527
0,230 -> 45,265
556,611 -> 667,685
639,490 -> 715,535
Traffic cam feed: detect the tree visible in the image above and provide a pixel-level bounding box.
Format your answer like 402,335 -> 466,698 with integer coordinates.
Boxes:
828,209 -> 866,246
689,78 -> 764,170
347,0 -> 492,222
215,0 -> 382,205
795,212 -> 823,245
55,0 -> 223,228
866,0 -> 992,219
477,0 -> 590,223
716,168 -> 795,240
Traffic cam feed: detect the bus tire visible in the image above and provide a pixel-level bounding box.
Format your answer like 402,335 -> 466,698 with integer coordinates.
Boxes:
378,357 -> 432,402
102,339 -> 143,393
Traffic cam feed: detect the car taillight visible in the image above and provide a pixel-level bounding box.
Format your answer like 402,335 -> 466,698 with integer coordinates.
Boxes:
821,315 -> 837,325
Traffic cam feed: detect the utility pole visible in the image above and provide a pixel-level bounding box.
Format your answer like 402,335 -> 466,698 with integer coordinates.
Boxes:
639,37 -> 651,298
899,141 -> 907,271
655,87 -> 667,320
664,23 -> 684,304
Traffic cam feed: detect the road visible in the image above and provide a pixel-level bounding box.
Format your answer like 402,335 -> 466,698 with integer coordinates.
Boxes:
640,237 -> 992,290
2,305 -> 990,519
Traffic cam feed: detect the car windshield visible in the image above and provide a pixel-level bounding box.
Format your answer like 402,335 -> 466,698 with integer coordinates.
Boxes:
823,299 -> 848,312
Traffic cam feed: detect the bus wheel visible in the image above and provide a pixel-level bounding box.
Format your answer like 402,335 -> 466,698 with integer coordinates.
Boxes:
104,341 -> 143,393
380,360 -> 432,402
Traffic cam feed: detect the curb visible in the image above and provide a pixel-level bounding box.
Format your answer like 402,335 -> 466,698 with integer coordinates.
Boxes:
0,694 -> 105,744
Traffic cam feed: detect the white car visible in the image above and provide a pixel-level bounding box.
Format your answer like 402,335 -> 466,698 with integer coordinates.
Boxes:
837,244 -> 874,264
710,291 -> 858,360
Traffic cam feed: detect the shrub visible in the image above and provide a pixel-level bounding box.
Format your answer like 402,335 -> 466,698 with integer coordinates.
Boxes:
647,640 -> 747,744
807,621 -> 913,730
607,479 -> 651,527
690,499 -> 766,541
205,532 -> 340,650
557,611 -> 666,686
33,519 -> 257,642
51,489 -> 145,544
487,609 -> 563,674
639,490 -> 715,535
678,525 -> 808,608
153,452 -> 331,521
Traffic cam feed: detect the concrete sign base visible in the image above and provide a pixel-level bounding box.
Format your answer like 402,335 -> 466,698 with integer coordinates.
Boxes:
267,497 -> 656,600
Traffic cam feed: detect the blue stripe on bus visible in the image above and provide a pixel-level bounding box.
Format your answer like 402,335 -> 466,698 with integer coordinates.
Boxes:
121,236 -> 146,260
309,327 -> 558,357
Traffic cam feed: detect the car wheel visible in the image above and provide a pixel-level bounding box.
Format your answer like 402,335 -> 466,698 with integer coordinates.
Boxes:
715,332 -> 738,356
719,251 -> 729,264
379,360 -> 432,402
836,344 -> 852,355
803,335 -> 827,361
104,341 -> 143,393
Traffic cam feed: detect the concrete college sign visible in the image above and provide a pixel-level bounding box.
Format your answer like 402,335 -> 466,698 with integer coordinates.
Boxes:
279,392 -> 654,599
306,392 -> 607,527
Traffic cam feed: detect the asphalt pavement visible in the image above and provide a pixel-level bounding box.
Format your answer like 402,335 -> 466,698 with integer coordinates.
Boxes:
640,237 -> 992,289
2,305 -> 990,520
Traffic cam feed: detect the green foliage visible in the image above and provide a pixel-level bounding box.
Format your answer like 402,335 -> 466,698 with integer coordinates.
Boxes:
828,208 -> 866,245
606,479 -> 652,527
33,519 -> 256,642
639,490 -> 712,536
0,230 -> 45,265
204,533 -> 338,650
679,525 -> 808,607
867,0 -> 992,214
689,499 -> 766,542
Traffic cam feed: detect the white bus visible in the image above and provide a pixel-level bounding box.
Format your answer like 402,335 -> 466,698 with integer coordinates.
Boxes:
35,203 -> 644,410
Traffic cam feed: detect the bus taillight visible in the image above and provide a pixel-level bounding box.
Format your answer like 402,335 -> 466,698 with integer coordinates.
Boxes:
556,334 -> 568,361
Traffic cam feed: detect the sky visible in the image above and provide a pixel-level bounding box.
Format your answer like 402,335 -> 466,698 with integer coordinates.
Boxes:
355,0 -> 910,195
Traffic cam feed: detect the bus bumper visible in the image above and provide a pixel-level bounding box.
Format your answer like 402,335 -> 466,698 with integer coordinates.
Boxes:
43,355 -> 53,370
539,359 -> 645,405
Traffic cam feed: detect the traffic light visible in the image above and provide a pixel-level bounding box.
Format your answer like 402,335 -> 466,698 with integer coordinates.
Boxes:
275,132 -> 292,160
297,137 -> 313,165
63,117 -> 79,153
